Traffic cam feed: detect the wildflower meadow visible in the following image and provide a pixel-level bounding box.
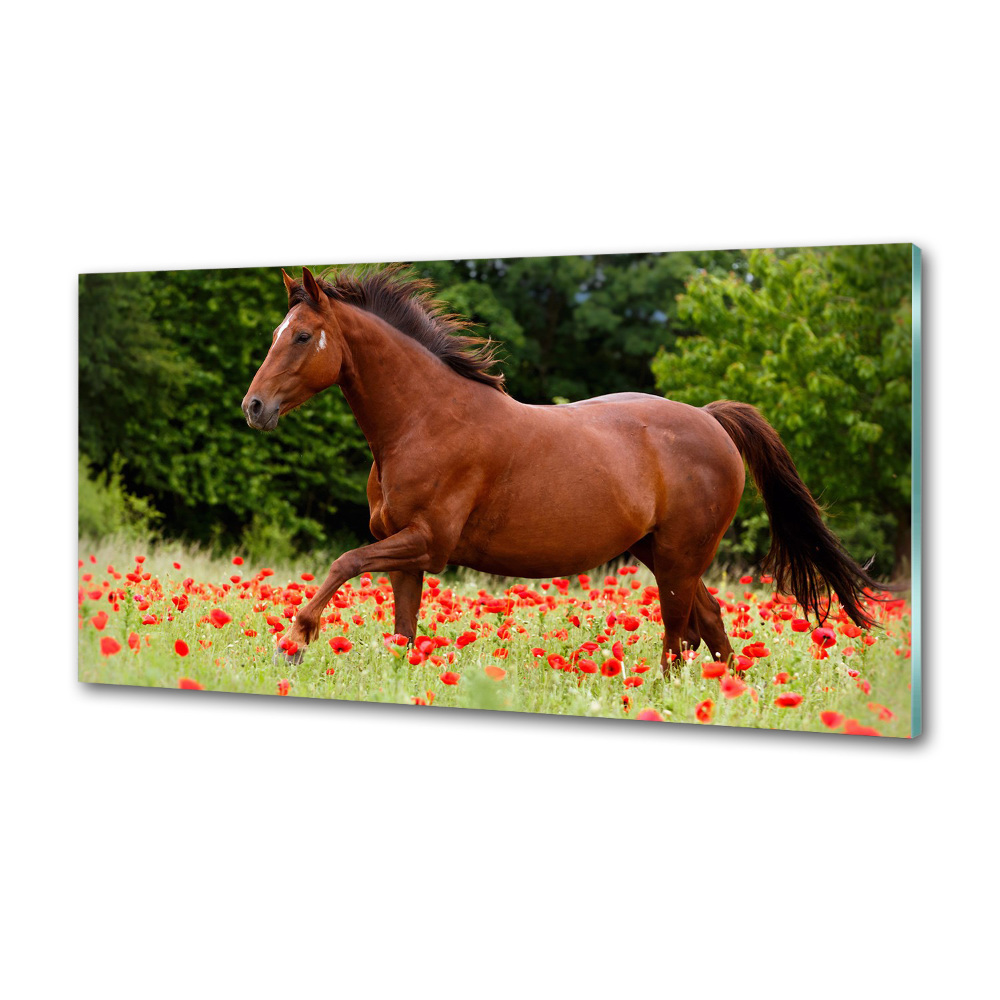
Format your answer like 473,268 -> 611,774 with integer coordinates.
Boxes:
78,543 -> 912,737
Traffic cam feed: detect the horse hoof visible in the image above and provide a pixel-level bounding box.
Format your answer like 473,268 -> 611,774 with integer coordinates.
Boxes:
274,647 -> 305,668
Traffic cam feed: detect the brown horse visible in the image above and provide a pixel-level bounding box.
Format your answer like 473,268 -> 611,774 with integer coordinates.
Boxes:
242,265 -> 882,673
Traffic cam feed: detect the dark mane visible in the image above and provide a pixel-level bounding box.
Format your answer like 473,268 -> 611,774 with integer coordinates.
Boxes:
288,265 -> 506,392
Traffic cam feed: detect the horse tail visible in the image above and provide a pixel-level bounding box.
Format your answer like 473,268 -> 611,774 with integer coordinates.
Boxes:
704,399 -> 882,630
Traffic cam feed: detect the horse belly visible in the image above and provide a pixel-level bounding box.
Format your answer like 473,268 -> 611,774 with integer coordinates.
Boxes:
451,466 -> 655,578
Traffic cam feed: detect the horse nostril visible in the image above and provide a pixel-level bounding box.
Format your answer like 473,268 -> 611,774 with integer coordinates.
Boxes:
247,397 -> 263,420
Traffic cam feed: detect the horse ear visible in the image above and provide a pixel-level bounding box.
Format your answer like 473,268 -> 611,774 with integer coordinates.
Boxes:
281,268 -> 297,300
301,266 -> 324,305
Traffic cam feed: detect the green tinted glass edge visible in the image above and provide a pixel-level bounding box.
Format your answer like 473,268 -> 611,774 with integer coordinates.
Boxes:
911,245 -> 922,738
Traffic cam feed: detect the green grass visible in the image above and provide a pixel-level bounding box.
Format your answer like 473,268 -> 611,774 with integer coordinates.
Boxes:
78,540 -> 913,737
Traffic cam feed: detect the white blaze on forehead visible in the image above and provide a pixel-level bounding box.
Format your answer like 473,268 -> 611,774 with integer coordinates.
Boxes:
317,329 -> 327,352
265,315 -> 292,359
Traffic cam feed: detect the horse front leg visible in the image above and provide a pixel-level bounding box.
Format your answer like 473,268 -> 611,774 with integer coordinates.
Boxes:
388,570 -> 423,643
276,525 -> 433,665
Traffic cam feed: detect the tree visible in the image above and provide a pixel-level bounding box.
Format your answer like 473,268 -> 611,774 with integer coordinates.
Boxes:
415,251 -> 747,403
650,244 -> 913,577
79,267 -> 374,556
78,271 -> 185,466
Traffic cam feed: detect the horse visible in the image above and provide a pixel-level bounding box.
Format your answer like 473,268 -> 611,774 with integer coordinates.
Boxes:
242,265 -> 882,674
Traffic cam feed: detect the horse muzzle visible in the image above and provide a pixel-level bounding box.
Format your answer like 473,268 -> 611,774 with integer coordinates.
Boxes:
242,394 -> 281,431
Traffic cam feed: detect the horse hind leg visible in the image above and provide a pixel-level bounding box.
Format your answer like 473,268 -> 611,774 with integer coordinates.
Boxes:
628,535 -> 712,657
690,581 -> 734,665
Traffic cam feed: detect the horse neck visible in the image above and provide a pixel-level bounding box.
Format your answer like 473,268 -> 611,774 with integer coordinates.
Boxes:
334,304 -> 470,462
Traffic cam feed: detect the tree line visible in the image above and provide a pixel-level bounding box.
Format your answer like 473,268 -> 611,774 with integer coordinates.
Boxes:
78,245 -> 913,576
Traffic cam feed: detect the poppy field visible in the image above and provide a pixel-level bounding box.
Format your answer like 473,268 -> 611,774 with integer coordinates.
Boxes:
78,544 -> 913,737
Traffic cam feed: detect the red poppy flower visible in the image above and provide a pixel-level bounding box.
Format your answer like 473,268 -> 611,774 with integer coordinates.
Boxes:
811,627 -> 836,648
91,611 -> 109,630
174,639 -> 189,656
209,608 -> 232,628
277,679 -> 290,696
636,708 -> 664,721
695,699 -> 714,723
739,574 -> 753,584
619,615 -> 641,632
612,640 -> 625,659
702,661 -> 726,679
277,637 -> 298,656
775,692 -> 803,708
790,619 -> 810,632
485,666 -> 506,681
773,672 -> 790,685
820,710 -> 845,728
547,653 -> 569,671
578,658 -> 598,674
844,718 -> 881,737
99,636 -> 121,656
719,675 -> 746,699
600,657 -> 622,677
867,702 -> 895,721
128,632 -> 140,652
178,677 -> 203,689
329,636 -> 352,654
232,557 -> 244,565
623,676 -> 643,688
439,671 -> 460,685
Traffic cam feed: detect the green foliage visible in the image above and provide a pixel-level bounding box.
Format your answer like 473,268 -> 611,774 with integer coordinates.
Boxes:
78,272 -> 186,467
415,251 -> 746,403
651,245 -> 912,575
79,267 -> 373,553
78,453 -> 162,540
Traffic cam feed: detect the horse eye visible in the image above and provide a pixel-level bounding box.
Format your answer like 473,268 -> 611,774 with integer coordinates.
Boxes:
296,332 -> 311,343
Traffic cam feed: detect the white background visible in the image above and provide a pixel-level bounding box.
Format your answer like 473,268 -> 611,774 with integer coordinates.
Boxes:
2,2 -> 995,997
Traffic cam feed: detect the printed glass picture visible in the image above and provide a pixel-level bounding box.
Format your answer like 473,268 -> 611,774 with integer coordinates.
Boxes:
78,245 -> 919,737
